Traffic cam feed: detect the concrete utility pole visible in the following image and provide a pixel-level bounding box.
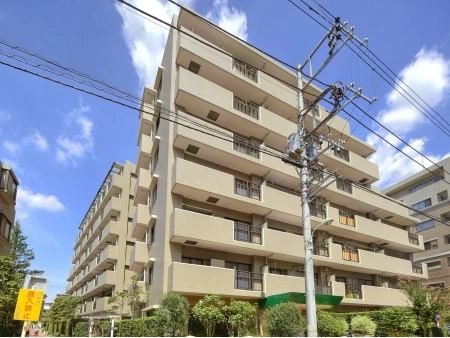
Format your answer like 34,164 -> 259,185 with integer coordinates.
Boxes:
283,18 -> 375,337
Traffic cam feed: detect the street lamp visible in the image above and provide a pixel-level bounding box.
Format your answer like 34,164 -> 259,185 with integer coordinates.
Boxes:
310,218 -> 334,246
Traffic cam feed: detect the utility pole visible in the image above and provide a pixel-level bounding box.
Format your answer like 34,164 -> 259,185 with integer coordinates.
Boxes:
283,18 -> 375,337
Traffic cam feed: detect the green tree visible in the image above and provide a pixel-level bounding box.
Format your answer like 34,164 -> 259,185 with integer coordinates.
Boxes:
44,295 -> 82,336
191,294 -> 225,337
0,221 -> 43,336
154,292 -> 190,336
264,302 -> 304,337
108,276 -> 147,319
399,277 -> 450,336
223,300 -> 257,337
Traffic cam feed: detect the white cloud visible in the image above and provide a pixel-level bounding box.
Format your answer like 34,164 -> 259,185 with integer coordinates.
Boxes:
56,104 -> 94,165
205,0 -> 248,41
0,109 -> 11,122
3,140 -> 20,154
367,48 -> 450,188
115,0 -> 247,87
16,187 -> 65,219
24,131 -> 49,151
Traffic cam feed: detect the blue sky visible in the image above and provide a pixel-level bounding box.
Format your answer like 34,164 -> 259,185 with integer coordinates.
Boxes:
0,0 -> 449,302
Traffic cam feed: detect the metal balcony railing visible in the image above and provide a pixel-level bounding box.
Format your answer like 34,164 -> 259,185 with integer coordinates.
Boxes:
315,281 -> 332,295
345,284 -> 362,299
233,59 -> 258,82
412,262 -> 423,274
233,96 -> 259,119
408,232 -> 419,245
233,136 -> 260,159
234,222 -> 261,244
334,148 -> 350,162
339,210 -> 355,227
234,270 -> 262,291
313,241 -> 329,257
234,178 -> 261,200
342,245 -> 359,262
310,204 -> 326,219
337,180 -> 353,194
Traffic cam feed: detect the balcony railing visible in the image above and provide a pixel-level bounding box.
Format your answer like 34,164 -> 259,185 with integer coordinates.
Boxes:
234,222 -> 261,244
233,96 -> 259,119
342,245 -> 359,262
408,232 -> 419,245
334,148 -> 350,162
234,178 -> 261,200
315,281 -> 332,295
339,210 -> 355,227
233,59 -> 258,82
310,204 -> 326,219
313,241 -> 329,257
234,270 -> 262,291
266,181 -> 301,197
345,284 -> 362,299
412,262 -> 423,274
337,180 -> 353,194
233,136 -> 260,159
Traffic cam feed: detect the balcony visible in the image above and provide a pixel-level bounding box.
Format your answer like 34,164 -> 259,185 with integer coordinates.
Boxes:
83,270 -> 116,299
0,213 -> 12,246
95,245 -> 118,271
234,222 -> 261,244
132,204 -> 156,239
84,297 -> 114,314
130,241 -> 148,272
342,245 -> 359,262
0,163 -> 18,204
134,169 -> 151,205
233,96 -> 259,119
233,59 -> 258,82
169,262 -> 263,298
136,134 -> 159,171
408,233 -> 419,245
234,178 -> 261,200
324,206 -> 424,253
233,136 -> 260,159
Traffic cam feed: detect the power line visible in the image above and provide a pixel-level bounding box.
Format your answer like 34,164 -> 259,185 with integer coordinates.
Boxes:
1,58 -> 446,229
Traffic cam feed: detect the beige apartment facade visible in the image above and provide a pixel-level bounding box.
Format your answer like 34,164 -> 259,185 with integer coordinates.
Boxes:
66,161 -> 139,317
385,157 -> 450,288
0,161 -> 19,256
129,7 -> 427,314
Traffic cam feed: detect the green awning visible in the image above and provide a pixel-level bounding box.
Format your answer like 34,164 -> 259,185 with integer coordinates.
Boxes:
258,292 -> 343,309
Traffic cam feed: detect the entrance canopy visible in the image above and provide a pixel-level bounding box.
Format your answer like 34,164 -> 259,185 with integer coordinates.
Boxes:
259,292 -> 343,310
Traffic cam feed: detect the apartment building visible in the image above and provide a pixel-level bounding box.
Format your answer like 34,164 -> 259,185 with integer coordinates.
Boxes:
0,161 -> 19,256
66,161 -> 138,316
130,6 -> 428,314
384,157 -> 450,289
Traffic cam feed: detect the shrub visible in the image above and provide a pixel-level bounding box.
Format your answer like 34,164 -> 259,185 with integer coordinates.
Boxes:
192,294 -> 226,337
378,307 -> 418,337
74,321 -> 89,337
155,292 -> 190,336
120,317 -> 159,337
317,310 -> 348,337
264,302 -> 304,337
351,315 -> 377,337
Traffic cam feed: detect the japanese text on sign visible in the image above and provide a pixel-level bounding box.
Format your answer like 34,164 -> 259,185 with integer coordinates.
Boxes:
14,288 -> 45,321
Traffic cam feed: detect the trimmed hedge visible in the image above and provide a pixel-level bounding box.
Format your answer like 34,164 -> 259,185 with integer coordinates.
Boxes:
351,315 -> 377,337
317,310 -> 348,337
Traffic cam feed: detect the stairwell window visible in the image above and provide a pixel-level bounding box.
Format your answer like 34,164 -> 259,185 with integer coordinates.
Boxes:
415,219 -> 435,232
411,198 -> 431,211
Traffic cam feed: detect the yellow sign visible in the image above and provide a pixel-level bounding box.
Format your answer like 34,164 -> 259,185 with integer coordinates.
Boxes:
14,288 -> 45,321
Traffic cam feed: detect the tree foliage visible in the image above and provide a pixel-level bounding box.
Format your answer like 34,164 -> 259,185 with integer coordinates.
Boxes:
191,294 -> 225,337
377,306 -> 418,337
108,275 -> 148,319
44,295 -> 82,336
264,302 -> 305,337
223,299 -> 257,337
154,292 -> 190,336
0,221 -> 43,336
399,277 -> 450,336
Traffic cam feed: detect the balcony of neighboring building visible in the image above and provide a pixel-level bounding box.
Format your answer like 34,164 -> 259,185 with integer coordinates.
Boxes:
74,173 -> 122,250
136,132 -> 159,172
133,168 -> 158,207
131,204 -> 156,240
0,162 -> 19,205
130,240 -> 149,272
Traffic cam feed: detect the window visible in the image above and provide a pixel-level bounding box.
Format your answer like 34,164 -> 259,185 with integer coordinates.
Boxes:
411,198 -> 431,211
424,239 -> 438,250
337,179 -> 353,194
152,150 -> 159,173
269,268 -> 288,275
445,235 -> 450,244
409,176 -> 442,194
150,226 -> 155,243
415,219 -> 435,232
182,257 -> 203,265
426,282 -> 445,290
427,260 -> 442,271
225,261 -> 251,272
151,185 -> 157,206
148,266 -> 153,284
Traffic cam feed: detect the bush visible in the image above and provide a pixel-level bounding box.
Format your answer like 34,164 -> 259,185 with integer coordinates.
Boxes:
120,317 -> 159,337
317,310 -> 348,337
155,292 -> 190,336
351,315 -> 377,337
378,307 -> 418,337
74,321 -> 89,337
264,302 -> 304,336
